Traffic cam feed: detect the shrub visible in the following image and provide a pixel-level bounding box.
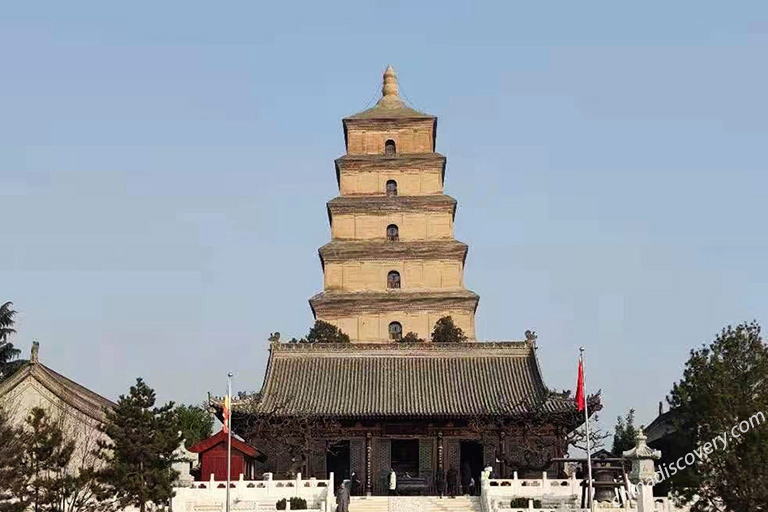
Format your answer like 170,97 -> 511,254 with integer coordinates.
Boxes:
305,321 -> 350,343
276,497 -> 308,510
510,498 -> 541,508
431,316 -> 467,343
400,332 -> 424,343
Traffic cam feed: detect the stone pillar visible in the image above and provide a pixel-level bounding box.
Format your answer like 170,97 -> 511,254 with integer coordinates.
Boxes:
623,429 -> 661,512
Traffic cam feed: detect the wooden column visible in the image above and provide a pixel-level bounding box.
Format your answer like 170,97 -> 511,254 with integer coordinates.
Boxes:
437,431 -> 444,472
365,432 -> 372,496
499,431 -> 506,478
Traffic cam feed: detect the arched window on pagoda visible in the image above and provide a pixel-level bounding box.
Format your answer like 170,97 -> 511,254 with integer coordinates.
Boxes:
387,271 -> 401,289
386,224 -> 399,241
386,180 -> 398,197
385,139 -> 396,156
389,321 -> 403,341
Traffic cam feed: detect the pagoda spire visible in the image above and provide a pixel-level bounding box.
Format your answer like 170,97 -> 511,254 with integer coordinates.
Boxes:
382,65 -> 398,98
377,65 -> 404,108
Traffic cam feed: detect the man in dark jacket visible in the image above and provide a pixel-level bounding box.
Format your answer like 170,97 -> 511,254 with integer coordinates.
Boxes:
350,472 -> 362,496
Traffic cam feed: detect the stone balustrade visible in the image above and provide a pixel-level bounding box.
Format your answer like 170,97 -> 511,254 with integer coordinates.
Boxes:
172,473 -> 335,512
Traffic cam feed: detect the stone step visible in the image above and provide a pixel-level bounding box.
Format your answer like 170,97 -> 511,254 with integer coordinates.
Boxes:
349,496 -> 481,512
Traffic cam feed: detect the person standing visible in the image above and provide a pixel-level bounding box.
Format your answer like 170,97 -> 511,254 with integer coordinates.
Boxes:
446,466 -> 458,498
350,472 -> 362,496
388,468 -> 397,496
435,468 -> 445,498
337,484 -> 350,512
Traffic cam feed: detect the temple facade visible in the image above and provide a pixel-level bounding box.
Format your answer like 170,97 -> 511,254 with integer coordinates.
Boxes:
222,67 -> 589,496
309,66 -> 478,342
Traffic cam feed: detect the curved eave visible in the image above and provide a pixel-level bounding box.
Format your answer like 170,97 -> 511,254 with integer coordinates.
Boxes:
228,341 -> 579,419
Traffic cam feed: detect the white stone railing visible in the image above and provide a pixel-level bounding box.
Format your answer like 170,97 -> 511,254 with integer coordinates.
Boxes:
172,473 -> 335,512
484,472 -> 583,501
480,472 -> 690,512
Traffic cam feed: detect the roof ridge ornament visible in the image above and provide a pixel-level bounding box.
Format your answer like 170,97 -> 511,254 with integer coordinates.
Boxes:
31,340 -> 39,363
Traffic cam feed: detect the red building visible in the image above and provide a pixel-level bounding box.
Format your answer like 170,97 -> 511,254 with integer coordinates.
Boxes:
189,429 -> 265,481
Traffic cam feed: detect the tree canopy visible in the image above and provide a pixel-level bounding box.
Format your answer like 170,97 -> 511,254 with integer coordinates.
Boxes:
0,302 -> 21,382
400,331 -> 424,343
431,316 -> 467,343
96,378 -> 181,512
611,409 -> 637,457
667,321 -> 768,511
288,320 -> 351,344
174,403 -> 214,449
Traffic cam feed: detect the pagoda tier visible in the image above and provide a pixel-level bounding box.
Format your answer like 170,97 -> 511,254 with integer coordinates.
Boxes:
310,66 -> 479,342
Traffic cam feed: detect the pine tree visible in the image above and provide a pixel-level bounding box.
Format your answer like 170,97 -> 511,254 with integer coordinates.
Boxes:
6,407 -> 76,512
0,302 -> 21,381
668,322 -> 768,511
0,407 -> 26,512
96,378 -> 181,512
610,409 -> 637,456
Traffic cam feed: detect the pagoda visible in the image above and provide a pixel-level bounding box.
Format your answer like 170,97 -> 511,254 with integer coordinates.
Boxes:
219,67 -> 593,496
309,66 -> 478,342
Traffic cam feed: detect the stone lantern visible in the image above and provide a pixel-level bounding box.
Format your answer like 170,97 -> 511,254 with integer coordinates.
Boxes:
623,428 -> 661,512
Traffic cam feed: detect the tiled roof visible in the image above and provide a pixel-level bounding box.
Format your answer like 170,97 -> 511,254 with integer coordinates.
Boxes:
0,358 -> 115,422
344,98 -> 434,121
247,342 -> 574,419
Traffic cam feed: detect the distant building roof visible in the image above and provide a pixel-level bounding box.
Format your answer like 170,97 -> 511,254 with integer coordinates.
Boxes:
0,342 -> 115,422
188,429 -> 265,461
645,407 -> 679,446
223,341 -> 579,420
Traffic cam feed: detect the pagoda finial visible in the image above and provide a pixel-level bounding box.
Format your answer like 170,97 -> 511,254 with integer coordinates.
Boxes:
382,65 -> 398,98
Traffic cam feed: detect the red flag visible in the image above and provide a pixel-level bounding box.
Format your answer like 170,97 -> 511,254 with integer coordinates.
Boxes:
575,358 -> 585,412
222,393 -> 231,433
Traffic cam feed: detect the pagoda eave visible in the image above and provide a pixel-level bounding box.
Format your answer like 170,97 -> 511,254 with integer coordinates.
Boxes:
318,240 -> 468,266
309,290 -> 479,317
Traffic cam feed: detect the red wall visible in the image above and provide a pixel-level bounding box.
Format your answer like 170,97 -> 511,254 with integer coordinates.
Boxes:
200,444 -> 246,481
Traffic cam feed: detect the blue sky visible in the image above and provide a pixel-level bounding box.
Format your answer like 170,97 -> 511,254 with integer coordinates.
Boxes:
1,1 -> 767,437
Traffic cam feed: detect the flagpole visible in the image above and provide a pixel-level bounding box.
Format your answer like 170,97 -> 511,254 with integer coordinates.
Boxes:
580,347 -> 594,512
226,372 -> 233,512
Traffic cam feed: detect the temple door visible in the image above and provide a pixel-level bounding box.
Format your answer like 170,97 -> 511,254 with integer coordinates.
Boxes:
419,438 -> 435,491
446,439 -> 460,474
350,438 -> 365,485
373,438 -> 390,495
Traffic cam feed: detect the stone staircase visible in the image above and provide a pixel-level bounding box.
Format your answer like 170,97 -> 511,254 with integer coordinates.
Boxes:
350,496 -> 482,512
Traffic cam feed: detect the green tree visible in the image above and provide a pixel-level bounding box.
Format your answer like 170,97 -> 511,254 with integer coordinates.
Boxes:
174,404 -> 214,449
0,302 -> 21,381
9,407 -> 76,512
96,378 -> 181,512
431,316 -> 467,343
305,320 -> 350,343
668,322 -> 768,511
0,407 -> 25,512
400,332 -> 424,343
611,409 -> 637,456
